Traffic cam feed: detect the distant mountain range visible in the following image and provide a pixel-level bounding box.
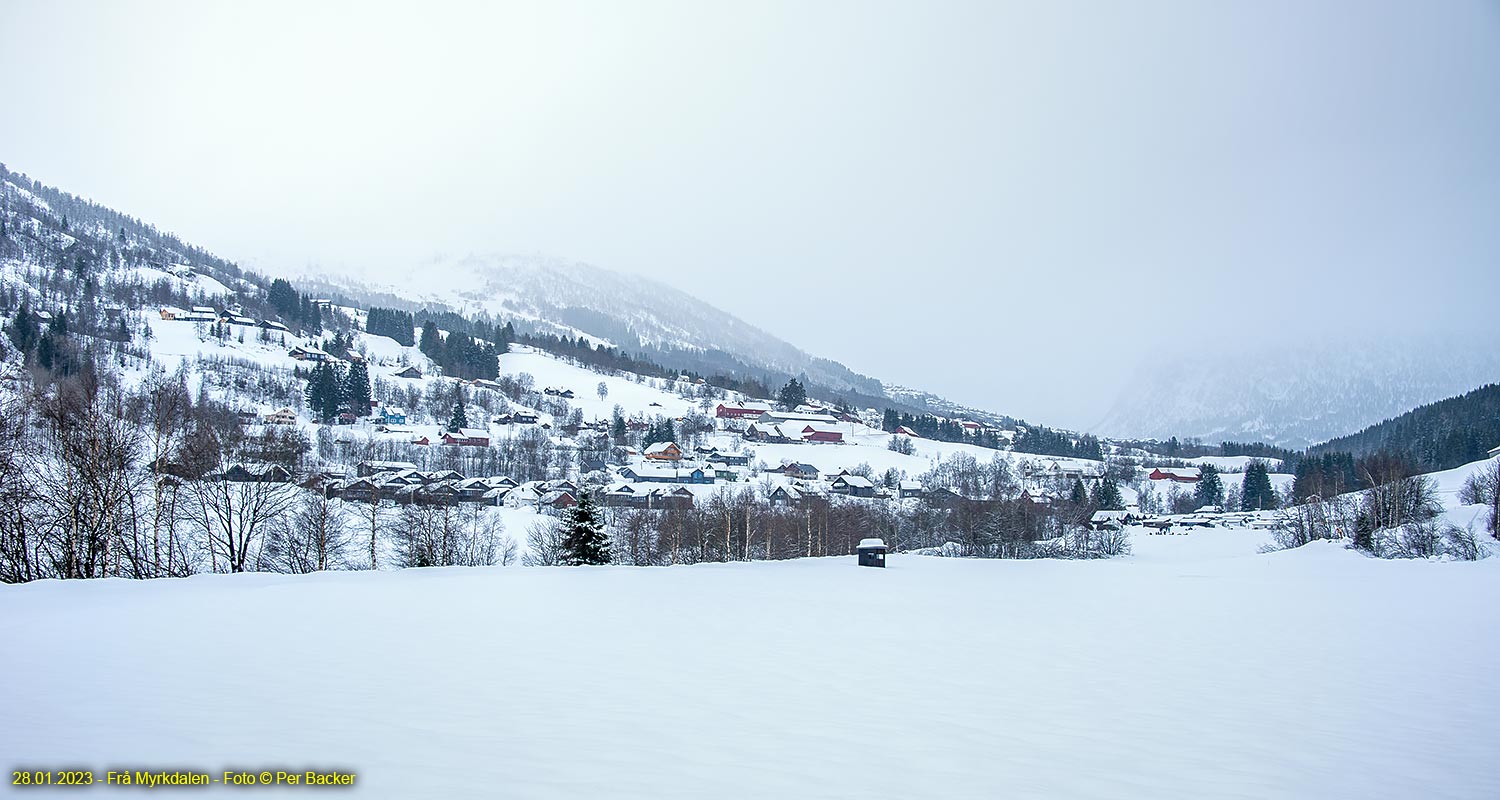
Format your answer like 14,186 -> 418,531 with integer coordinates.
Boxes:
6,159 -> 1496,449
1097,339 -> 1500,449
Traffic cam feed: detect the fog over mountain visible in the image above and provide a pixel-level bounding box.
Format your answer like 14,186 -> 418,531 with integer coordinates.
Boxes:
1098,336 -> 1500,448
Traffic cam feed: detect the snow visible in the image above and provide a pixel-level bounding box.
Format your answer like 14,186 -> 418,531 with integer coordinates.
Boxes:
3,530 -> 1498,799
498,347 -> 700,421
1184,455 -> 1285,472
117,264 -> 234,298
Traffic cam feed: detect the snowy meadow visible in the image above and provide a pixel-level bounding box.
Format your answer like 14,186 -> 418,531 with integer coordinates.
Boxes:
4,527 -> 1498,799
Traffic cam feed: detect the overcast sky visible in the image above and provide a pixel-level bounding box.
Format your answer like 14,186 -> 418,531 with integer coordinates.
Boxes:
2,1 -> 1497,428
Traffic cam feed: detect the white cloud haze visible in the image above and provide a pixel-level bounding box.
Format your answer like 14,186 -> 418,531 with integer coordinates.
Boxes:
2,0 -> 1497,427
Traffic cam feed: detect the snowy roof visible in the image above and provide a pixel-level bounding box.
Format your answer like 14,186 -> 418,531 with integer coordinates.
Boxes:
722,400 -> 772,411
644,441 -> 678,454
363,460 -> 417,471
759,411 -> 840,424
857,538 -> 887,549
899,480 -> 924,490
1151,466 -> 1202,479
191,306 -> 216,314
835,475 -> 875,488
446,428 -> 489,439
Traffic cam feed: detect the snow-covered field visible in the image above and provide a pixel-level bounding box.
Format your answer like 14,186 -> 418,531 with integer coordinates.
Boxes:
4,529 -> 1497,799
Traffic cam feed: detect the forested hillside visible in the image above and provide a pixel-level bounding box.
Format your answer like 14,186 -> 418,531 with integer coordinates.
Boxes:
1308,383 -> 1500,472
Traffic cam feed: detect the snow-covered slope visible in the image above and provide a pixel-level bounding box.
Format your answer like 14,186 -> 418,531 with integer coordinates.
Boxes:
303,253 -> 891,398
4,530 -> 1497,798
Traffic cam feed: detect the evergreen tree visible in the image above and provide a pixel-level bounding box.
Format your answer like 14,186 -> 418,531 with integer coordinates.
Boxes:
1194,463 -> 1225,508
35,333 -> 55,371
643,418 -> 675,447
777,378 -> 807,410
304,361 -> 344,423
1241,460 -> 1278,511
419,321 -> 442,358
448,396 -> 469,433
1096,477 -> 1124,510
267,278 -> 299,320
611,408 -> 627,443
882,409 -> 900,433
559,491 -> 611,565
1070,479 -> 1089,506
6,300 -> 38,355
343,361 -> 372,416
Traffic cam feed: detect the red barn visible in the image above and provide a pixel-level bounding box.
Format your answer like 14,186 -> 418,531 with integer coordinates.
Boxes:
1148,467 -> 1201,482
441,428 -> 492,447
802,426 -> 844,444
715,401 -> 773,419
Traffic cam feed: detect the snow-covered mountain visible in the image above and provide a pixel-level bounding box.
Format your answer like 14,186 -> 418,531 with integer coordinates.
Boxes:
1097,338 -> 1500,449
298,254 -> 990,417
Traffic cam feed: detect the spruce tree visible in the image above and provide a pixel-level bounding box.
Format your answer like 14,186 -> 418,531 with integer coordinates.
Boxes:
777,378 -> 807,411
343,361 -> 372,417
1194,464 -> 1225,508
1241,460 -> 1278,511
1070,479 -> 1089,506
1096,477 -> 1124,510
560,491 -> 610,565
419,322 -> 442,359
448,396 -> 468,432
305,361 -> 344,423
611,409 -> 627,443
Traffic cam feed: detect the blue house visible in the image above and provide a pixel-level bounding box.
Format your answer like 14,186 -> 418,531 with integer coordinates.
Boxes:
380,407 -> 407,425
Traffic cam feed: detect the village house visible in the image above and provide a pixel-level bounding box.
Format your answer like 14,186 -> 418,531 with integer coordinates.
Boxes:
646,486 -> 696,510
830,474 -> 876,497
1089,510 -> 1139,530
259,319 -> 290,333
263,408 -> 297,426
897,480 -> 926,500
715,401 -> 773,420
780,462 -> 820,480
441,428 -> 492,447
619,464 -> 712,484
802,425 -> 844,444
768,486 -> 802,508
644,441 -> 685,461
1148,467 -> 1202,483
540,490 -> 578,512
393,365 -> 423,379
356,460 -> 419,478
164,305 -> 217,323
1019,488 -> 1056,511
705,450 -> 751,466
756,410 -> 841,426
288,344 -> 331,362
216,463 -> 292,483
602,483 -> 644,508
